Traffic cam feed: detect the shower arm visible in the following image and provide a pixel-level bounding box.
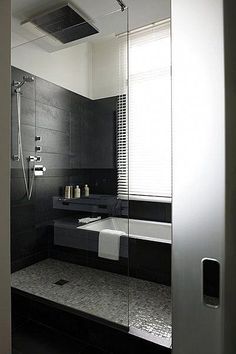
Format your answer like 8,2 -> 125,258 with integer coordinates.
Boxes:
115,0 -> 127,12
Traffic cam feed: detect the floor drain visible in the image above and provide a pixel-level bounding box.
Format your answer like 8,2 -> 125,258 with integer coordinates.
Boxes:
54,279 -> 69,286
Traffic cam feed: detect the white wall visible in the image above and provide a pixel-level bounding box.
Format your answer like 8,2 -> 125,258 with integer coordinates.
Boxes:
11,37 -> 93,98
0,0 -> 11,353
91,37 -> 127,99
11,33 -> 126,100
11,0 -> 170,100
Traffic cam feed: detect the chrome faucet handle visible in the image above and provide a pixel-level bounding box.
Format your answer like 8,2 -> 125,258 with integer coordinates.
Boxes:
28,156 -> 42,162
34,165 -> 46,176
29,155 -> 37,162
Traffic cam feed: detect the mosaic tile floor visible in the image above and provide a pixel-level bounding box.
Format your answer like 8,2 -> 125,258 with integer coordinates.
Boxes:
11,259 -> 172,347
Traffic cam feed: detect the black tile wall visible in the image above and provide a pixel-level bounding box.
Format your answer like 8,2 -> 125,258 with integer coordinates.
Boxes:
69,169 -> 117,195
11,67 -> 173,353
11,67 -> 71,270
35,77 -> 71,110
11,66 -> 171,284
70,95 -> 116,169
11,66 -> 118,271
37,127 -> 70,154
35,176 -> 70,225
39,153 -> 70,177
11,96 -> 35,127
11,228 -> 48,268
89,97 -> 117,169
70,91 -> 92,113
11,177 -> 36,205
129,201 -> 171,223
36,102 -> 70,133
11,204 -> 35,234
11,151 -> 36,179
21,125 -> 36,152
129,238 -> 171,285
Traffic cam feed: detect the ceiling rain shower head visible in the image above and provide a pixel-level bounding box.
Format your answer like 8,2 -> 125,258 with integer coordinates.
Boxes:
26,4 -> 99,44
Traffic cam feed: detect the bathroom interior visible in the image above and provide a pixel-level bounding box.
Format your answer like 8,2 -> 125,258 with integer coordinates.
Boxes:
11,0 -> 173,353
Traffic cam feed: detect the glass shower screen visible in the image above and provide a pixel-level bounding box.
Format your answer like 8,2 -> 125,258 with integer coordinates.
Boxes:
11,5 -> 130,332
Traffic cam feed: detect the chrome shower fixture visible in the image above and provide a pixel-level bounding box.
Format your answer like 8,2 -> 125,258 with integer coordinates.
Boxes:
12,75 -> 37,200
12,76 -> 35,91
116,0 -> 126,12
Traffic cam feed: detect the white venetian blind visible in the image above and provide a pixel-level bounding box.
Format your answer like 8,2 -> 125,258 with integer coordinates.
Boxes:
117,20 -> 172,202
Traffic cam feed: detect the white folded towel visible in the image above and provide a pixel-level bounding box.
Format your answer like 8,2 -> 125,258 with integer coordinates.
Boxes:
98,229 -> 124,261
78,216 -> 101,224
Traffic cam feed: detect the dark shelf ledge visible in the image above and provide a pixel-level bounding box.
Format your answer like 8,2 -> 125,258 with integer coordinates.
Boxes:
53,194 -> 117,214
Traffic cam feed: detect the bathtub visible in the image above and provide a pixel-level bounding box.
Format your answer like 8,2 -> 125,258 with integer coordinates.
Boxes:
79,217 -> 171,244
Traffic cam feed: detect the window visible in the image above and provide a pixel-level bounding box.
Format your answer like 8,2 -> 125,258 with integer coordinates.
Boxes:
117,20 -> 171,202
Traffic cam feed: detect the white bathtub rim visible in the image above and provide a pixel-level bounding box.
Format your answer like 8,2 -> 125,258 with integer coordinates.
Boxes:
78,217 -> 172,244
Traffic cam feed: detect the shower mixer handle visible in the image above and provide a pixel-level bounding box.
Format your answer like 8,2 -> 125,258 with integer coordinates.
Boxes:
29,155 -> 41,162
34,165 -> 47,176
29,156 -> 47,175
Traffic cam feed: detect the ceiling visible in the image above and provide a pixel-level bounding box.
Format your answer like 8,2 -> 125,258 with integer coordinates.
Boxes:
12,0 -> 170,51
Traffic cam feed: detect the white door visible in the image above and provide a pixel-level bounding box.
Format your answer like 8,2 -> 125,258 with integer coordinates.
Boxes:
172,0 -> 228,353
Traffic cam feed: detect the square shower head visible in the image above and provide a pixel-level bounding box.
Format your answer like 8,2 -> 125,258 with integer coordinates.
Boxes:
29,4 -> 99,44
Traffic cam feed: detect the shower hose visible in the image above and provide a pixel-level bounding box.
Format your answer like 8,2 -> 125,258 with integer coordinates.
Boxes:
16,91 -> 35,200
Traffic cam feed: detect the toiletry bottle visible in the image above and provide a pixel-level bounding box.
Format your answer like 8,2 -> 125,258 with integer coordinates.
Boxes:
65,186 -> 71,199
74,185 -> 81,199
84,184 -> 89,197
70,186 -> 74,198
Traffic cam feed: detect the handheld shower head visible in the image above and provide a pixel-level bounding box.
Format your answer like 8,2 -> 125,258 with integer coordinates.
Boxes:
13,75 -> 35,91
23,76 -> 35,83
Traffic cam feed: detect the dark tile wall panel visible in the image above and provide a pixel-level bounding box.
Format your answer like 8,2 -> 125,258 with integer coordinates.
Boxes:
11,66 -> 171,282
70,111 -> 92,169
37,127 -> 70,155
11,177 -> 36,205
21,125 -> 36,152
11,228 -> 48,264
70,96 -> 117,169
11,67 -> 74,270
11,67 -> 118,271
129,239 -> 171,285
11,204 -> 35,234
11,151 -> 36,179
129,201 -> 172,223
70,91 -> 91,112
35,77 -> 71,110
69,169 -> 117,196
12,96 -> 35,127
89,97 -> 117,169
35,176 -> 70,225
36,102 -> 70,133
40,153 -> 70,177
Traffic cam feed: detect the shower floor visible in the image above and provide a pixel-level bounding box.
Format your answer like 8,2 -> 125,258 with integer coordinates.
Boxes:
11,259 -> 172,348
